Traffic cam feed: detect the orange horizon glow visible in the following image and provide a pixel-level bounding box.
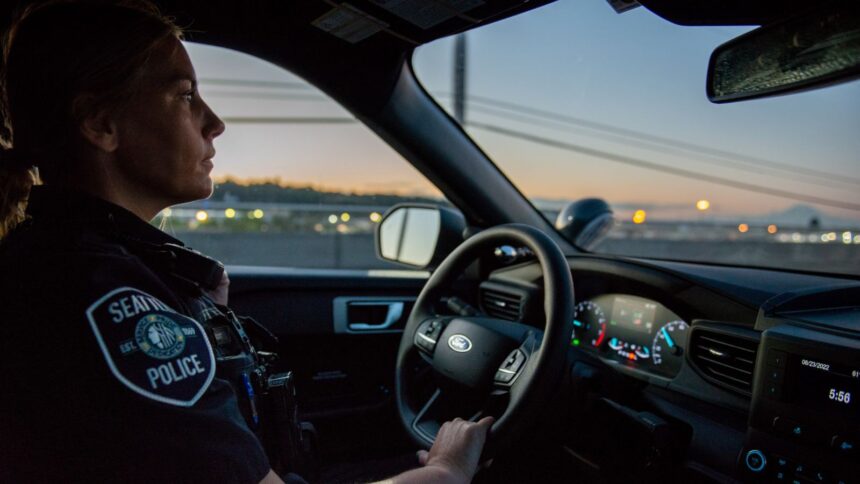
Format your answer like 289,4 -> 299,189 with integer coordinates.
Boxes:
212,175 -> 441,198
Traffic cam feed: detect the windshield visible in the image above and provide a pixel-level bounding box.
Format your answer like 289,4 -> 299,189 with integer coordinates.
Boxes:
413,1 -> 860,275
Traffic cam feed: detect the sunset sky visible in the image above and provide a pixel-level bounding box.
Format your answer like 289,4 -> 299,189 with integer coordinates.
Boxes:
186,1 -> 860,224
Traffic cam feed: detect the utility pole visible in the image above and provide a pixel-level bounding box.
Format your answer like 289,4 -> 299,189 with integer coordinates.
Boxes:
453,33 -> 467,124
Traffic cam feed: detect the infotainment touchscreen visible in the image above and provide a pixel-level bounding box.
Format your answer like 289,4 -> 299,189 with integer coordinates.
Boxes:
790,355 -> 860,415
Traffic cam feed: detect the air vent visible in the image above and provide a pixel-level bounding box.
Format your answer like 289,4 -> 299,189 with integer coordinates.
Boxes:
689,324 -> 759,395
480,288 -> 523,321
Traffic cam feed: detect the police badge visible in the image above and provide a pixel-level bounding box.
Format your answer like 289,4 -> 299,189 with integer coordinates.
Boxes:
86,287 -> 215,407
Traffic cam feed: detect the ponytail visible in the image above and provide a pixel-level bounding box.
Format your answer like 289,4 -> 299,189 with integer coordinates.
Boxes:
0,146 -> 36,238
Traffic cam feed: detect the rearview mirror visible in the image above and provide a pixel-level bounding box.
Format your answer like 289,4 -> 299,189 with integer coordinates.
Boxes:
376,204 -> 466,269
707,3 -> 860,103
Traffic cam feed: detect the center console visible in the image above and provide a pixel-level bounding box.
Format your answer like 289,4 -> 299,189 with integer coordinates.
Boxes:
741,320 -> 860,483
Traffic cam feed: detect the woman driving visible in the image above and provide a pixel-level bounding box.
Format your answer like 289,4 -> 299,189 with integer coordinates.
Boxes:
0,1 -> 492,482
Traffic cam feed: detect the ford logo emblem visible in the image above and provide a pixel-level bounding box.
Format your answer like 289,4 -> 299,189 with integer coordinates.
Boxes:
448,334 -> 473,353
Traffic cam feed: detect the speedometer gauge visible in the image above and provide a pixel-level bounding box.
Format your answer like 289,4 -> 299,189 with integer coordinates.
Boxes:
652,320 -> 689,375
571,301 -> 607,348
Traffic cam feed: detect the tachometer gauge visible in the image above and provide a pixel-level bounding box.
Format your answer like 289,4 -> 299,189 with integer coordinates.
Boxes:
571,301 -> 607,348
652,320 -> 689,375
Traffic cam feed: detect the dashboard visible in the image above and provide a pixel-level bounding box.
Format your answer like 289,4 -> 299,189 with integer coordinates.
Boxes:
481,255 -> 860,483
570,294 -> 689,379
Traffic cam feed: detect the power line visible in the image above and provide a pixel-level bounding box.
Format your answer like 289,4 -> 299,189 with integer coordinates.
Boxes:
193,79 -> 859,186
192,78 -> 859,203
199,77 -> 313,90
468,120 -> 860,212
205,90 -> 327,102
464,102 -> 856,192
220,116 -> 356,124
434,91 -> 860,187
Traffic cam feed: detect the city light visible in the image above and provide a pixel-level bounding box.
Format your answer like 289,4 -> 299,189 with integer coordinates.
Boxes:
696,200 -> 710,211
328,214 -> 338,224
738,223 -> 749,233
252,209 -> 264,219
855,235 -> 860,244
340,212 -> 351,222
827,232 -> 837,241
767,224 -> 778,234
370,212 -> 382,223
195,210 -> 208,222
224,208 -> 236,219
632,209 -> 646,224
843,232 -> 853,244
162,208 -> 172,217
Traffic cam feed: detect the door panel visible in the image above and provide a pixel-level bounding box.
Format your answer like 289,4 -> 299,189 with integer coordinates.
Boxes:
227,266 -> 428,461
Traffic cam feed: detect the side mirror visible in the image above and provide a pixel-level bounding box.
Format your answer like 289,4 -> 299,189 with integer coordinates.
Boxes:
376,204 -> 466,269
554,198 -> 614,251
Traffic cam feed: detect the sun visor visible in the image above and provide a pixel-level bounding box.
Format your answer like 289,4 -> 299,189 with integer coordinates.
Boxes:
310,0 -> 557,46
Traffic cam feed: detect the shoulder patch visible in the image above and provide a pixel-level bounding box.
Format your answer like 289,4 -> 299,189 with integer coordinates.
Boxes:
86,287 -> 216,407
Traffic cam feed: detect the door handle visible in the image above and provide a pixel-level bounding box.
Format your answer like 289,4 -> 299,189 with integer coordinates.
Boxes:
347,302 -> 405,331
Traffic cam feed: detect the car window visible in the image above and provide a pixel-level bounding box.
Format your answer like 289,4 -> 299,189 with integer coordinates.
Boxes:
164,43 -> 448,269
412,2 -> 860,276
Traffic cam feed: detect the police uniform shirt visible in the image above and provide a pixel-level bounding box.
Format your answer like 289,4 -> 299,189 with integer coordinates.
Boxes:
0,186 -> 270,483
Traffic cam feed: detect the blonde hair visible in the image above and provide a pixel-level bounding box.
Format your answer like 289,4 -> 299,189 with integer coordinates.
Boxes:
0,0 -> 182,238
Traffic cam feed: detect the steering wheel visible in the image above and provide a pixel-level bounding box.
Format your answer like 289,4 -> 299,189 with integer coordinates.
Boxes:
395,224 -> 574,456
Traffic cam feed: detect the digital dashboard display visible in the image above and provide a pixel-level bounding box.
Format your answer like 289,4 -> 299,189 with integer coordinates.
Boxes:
571,294 -> 689,378
610,297 -> 657,334
790,356 -> 860,415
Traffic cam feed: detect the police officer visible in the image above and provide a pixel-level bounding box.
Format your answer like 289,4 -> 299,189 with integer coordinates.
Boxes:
0,1 -> 492,483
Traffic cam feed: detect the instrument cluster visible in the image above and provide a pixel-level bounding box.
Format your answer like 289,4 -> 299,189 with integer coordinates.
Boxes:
571,294 -> 689,378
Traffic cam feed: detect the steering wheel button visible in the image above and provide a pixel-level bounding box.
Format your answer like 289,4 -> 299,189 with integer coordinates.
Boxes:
494,369 -> 515,383
507,350 -> 527,372
415,332 -> 437,352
